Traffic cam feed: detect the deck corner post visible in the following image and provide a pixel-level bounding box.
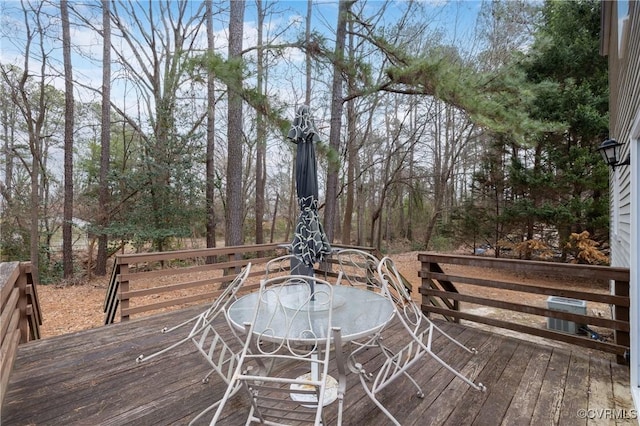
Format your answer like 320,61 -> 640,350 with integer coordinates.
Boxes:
120,263 -> 130,322
16,264 -> 28,343
613,279 -> 630,364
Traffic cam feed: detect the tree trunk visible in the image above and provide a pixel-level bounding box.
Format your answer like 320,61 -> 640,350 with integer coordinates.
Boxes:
13,1 -> 50,284
254,0 -> 266,245
29,149 -> 39,281
324,0 -> 353,242
205,0 -> 217,251
269,193 -> 279,243
341,18 -> 356,245
61,0 -> 74,278
225,0 -> 245,250
305,0 -> 312,105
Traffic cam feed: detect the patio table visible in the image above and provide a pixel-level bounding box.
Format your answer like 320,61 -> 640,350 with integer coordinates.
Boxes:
226,281 -> 394,343
225,281 -> 395,406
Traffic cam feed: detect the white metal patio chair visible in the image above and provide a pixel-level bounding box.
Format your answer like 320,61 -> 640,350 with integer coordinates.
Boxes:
331,249 -> 390,355
332,248 -> 382,290
210,275 -> 346,425
348,257 -> 486,425
135,263 -> 251,387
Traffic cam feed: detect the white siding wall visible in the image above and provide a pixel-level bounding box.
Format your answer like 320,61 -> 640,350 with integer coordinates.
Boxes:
630,111 -> 640,414
606,0 -> 639,409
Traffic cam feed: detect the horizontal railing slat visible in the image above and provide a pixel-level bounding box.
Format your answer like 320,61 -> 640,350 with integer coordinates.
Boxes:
120,283 -> 261,317
0,287 -> 20,343
117,257 -> 267,282
420,288 -> 629,332
115,243 -> 280,264
418,253 -> 630,281
106,244 -> 287,322
0,262 -> 21,307
420,271 -> 629,307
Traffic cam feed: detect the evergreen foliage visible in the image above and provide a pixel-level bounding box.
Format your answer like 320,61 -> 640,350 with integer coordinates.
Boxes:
450,0 -> 609,261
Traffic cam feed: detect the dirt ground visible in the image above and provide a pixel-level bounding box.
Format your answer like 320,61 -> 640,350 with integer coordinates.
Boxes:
36,251 -> 614,356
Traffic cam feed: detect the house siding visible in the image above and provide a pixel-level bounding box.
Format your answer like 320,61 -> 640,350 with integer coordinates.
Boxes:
602,0 -> 639,410
608,1 -> 638,269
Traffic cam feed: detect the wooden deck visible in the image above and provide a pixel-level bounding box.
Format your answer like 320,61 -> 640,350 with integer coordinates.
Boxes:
1,304 -> 635,425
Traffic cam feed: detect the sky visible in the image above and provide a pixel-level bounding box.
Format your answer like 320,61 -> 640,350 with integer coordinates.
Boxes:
0,0 -> 489,132
1,1 -> 486,81
0,0 -> 490,176
0,0 -> 488,175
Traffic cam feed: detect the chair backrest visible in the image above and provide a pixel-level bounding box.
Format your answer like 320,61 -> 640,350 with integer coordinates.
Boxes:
252,274 -> 335,357
199,263 -> 251,328
333,248 -> 382,290
377,257 -> 423,332
264,254 -> 310,278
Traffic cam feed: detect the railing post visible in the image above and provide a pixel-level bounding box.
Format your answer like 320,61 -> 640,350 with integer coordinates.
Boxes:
614,279 -> 630,364
16,266 -> 28,343
424,260 -> 460,323
120,263 -> 130,322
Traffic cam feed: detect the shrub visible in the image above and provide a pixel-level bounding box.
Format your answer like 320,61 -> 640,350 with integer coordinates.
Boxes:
564,231 -> 609,265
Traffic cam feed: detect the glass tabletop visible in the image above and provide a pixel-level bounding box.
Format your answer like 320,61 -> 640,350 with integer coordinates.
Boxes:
226,283 -> 395,343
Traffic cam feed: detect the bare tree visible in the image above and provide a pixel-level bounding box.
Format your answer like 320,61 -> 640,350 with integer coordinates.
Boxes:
367,96 -> 421,248
205,0 -> 217,250
423,99 -> 477,248
324,0 -> 354,243
61,0 -> 74,278
109,1 -> 207,252
95,0 -> 111,276
0,0 -> 55,283
0,78 -> 16,205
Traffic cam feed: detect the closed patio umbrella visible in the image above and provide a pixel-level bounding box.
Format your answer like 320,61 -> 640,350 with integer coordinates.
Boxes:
288,105 -> 332,276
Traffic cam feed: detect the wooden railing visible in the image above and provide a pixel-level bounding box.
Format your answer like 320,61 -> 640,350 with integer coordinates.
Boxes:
418,253 -> 630,363
1,262 -> 42,404
103,243 -> 388,324
104,243 -> 284,324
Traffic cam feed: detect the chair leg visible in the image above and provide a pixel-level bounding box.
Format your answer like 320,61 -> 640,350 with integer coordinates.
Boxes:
421,322 -> 486,392
399,369 -> 424,398
135,335 -> 193,363
188,382 -> 242,426
428,321 -> 478,355
377,342 -> 424,398
336,394 -> 344,426
428,351 -> 486,392
202,368 -> 216,384
358,372 -> 402,426
188,399 -> 223,426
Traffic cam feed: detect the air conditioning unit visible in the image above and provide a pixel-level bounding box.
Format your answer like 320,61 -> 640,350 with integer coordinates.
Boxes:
546,296 -> 586,334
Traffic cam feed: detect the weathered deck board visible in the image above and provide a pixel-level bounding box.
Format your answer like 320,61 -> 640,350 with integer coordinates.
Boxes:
500,348 -> 550,425
530,348 -> 571,425
588,355 -> 616,426
558,352 -> 591,425
473,340 -> 535,425
1,304 -> 633,425
406,331 -> 501,426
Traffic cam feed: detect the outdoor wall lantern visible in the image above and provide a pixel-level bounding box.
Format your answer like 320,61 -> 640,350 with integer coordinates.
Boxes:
598,138 -> 631,169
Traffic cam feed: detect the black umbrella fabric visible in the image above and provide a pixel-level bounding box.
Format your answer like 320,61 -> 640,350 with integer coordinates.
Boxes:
288,105 -> 332,270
